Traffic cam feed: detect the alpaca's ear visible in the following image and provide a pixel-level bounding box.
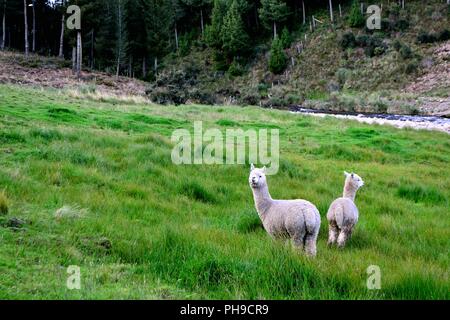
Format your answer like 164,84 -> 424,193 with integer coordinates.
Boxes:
250,163 -> 255,171
344,171 -> 350,177
351,173 -> 354,178
262,166 -> 267,173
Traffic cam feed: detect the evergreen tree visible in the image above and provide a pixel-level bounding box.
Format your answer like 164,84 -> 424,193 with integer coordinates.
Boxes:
258,0 -> 289,38
268,37 -> 287,74
204,0 -> 226,49
348,0 -> 364,28
280,26 -> 291,49
222,0 -> 249,59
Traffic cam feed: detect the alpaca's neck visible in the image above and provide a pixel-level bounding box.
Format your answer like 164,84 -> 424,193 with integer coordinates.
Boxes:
252,184 -> 273,220
343,182 -> 357,201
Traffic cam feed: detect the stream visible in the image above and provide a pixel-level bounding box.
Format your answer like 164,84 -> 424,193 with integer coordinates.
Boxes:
290,107 -> 450,134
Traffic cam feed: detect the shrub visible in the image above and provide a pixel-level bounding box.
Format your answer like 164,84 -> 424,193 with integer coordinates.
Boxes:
240,90 -> 260,105
396,19 -> 409,31
438,29 -> 450,42
404,61 -> 418,74
269,38 -> 287,74
340,31 -> 356,50
355,34 -> 369,47
286,94 -> 302,105
373,46 -> 385,56
348,0 -> 365,27
336,68 -> 350,86
228,60 -> 244,77
417,31 -> 437,44
392,39 -> 402,51
399,44 -> 413,60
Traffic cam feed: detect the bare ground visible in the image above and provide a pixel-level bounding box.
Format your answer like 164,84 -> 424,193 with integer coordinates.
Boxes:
0,51 -> 148,97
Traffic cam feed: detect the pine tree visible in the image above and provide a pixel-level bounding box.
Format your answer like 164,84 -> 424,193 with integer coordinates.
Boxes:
258,0 -> 289,38
268,37 -> 287,74
280,26 -> 291,49
222,0 -> 249,59
205,0 -> 226,49
348,0 -> 365,28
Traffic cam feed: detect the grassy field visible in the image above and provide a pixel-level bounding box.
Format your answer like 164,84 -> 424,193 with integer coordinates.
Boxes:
0,84 -> 448,299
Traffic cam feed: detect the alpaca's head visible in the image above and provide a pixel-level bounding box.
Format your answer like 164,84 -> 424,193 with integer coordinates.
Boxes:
249,164 -> 267,189
344,171 -> 364,190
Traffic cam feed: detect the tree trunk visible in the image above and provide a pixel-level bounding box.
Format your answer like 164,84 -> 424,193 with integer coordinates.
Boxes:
200,9 -> 204,36
90,29 -> 94,69
58,14 -> 64,58
273,21 -> 277,39
24,0 -> 29,56
154,57 -> 158,75
174,24 -> 178,50
1,1 -> 5,50
76,31 -> 82,78
302,0 -> 306,25
339,4 -> 342,17
116,1 -> 122,78
72,46 -> 76,73
32,0 -> 35,52
329,0 -> 334,23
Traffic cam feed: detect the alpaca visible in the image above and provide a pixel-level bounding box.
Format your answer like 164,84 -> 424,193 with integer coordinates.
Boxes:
327,171 -> 364,248
249,164 -> 321,256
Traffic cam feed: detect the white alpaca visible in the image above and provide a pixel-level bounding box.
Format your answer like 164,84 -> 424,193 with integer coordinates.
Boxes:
249,164 -> 321,257
327,171 -> 364,248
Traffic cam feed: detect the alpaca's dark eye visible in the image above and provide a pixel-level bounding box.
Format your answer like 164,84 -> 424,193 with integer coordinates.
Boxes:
259,175 -> 262,178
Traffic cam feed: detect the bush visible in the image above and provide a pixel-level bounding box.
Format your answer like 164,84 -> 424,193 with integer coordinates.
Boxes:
228,60 -> 244,77
355,34 -> 369,47
438,29 -> 450,42
396,19 -> 409,31
340,31 -> 356,50
269,38 -> 287,74
336,68 -> 350,86
417,31 -> 437,44
399,44 -> 413,60
240,89 -> 260,105
392,39 -> 402,51
348,0 -> 365,27
404,61 -> 418,74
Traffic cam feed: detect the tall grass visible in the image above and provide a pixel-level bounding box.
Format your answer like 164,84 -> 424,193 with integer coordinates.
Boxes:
0,84 -> 448,299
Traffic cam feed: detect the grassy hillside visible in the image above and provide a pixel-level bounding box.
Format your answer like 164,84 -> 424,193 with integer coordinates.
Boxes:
0,84 -> 448,299
149,0 -> 450,114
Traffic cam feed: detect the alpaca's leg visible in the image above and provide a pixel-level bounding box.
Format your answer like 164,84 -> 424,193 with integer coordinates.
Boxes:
337,226 -> 352,248
292,229 -> 307,252
327,222 -> 339,246
304,232 -> 318,257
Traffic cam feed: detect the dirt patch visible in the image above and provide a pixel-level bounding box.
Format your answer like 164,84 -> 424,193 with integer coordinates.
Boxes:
0,51 -> 148,97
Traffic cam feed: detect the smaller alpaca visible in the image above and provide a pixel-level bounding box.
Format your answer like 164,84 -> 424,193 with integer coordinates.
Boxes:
249,164 -> 321,256
327,171 -> 364,248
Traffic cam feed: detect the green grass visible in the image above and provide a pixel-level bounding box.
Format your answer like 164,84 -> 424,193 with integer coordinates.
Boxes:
0,84 -> 449,299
